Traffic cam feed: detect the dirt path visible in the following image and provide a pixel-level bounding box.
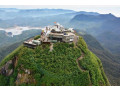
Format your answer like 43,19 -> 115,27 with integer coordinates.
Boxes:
50,43 -> 53,52
76,52 -> 86,72
76,52 -> 92,85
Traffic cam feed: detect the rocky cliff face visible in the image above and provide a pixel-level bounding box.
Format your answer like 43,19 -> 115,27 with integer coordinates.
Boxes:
0,56 -> 18,76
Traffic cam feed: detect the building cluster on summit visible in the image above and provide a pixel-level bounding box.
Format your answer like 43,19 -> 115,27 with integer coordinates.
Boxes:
23,22 -> 79,48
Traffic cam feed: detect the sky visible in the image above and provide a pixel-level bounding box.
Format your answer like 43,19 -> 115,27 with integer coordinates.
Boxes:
0,5 -> 120,17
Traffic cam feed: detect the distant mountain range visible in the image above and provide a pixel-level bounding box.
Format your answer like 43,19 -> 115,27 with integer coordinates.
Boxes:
71,13 -> 116,22
0,8 -> 75,20
69,13 -> 120,55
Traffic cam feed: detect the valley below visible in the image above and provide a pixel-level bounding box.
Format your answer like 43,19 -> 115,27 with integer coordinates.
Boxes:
0,26 -> 42,37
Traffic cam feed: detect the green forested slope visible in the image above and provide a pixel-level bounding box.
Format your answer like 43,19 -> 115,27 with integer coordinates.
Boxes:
80,33 -> 120,85
0,36 -> 110,86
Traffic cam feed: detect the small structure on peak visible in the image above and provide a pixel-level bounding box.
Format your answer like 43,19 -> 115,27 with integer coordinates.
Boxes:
47,22 -> 76,43
23,22 -> 79,48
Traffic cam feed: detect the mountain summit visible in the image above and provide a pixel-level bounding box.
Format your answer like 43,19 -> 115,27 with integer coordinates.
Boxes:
0,23 -> 110,86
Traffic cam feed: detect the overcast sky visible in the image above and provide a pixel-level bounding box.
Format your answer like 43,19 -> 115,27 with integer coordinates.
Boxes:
0,5 -> 120,17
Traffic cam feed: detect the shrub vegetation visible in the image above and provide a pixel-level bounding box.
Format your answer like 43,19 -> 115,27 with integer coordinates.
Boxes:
0,36 -> 110,86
